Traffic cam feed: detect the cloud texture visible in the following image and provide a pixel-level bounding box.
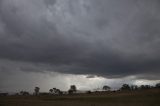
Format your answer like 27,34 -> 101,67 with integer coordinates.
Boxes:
0,0 -> 160,79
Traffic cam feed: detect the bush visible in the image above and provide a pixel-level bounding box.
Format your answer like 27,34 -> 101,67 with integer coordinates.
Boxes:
155,83 -> 160,88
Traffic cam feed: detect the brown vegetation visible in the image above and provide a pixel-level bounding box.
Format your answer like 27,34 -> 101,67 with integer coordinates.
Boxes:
0,88 -> 160,106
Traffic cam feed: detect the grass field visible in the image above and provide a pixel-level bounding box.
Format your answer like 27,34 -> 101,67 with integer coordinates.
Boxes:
0,89 -> 160,106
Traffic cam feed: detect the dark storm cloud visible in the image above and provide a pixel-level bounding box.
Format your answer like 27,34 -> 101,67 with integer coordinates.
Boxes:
0,0 -> 160,79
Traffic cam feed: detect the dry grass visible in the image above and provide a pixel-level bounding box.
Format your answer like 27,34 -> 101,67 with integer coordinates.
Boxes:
0,89 -> 160,106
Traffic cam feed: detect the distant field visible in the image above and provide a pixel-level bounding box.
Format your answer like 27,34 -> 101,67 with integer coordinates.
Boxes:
0,89 -> 160,106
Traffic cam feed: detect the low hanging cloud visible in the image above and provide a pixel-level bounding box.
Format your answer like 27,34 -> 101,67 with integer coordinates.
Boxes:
0,0 -> 160,79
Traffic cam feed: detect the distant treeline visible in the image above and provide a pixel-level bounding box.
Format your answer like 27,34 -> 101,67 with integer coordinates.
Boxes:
1,83 -> 160,96
119,83 -> 160,91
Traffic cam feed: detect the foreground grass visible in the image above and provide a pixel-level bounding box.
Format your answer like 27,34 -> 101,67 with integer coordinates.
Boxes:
0,89 -> 160,106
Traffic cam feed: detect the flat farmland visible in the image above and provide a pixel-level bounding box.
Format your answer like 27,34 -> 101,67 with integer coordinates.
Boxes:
0,89 -> 160,106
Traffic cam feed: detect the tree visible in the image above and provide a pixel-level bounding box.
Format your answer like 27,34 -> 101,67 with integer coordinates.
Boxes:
53,88 -> 58,94
20,91 -> 24,95
130,85 -> 138,91
68,89 -> 74,94
120,84 -> 131,91
70,85 -> 77,92
86,91 -> 92,94
34,87 -> 40,96
140,85 -> 151,90
56,89 -> 63,95
155,83 -> 160,88
20,91 -> 29,96
49,89 -> 53,94
103,85 -> 111,91
50,88 -> 62,95
68,85 -> 77,94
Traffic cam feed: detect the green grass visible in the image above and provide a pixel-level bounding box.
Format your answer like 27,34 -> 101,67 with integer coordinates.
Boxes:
0,89 -> 160,106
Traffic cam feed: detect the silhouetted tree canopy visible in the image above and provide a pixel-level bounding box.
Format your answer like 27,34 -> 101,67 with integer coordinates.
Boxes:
49,88 -> 62,95
34,87 -> 40,96
155,83 -> 160,88
103,85 -> 111,91
140,85 -> 152,90
120,84 -> 131,91
68,90 -> 74,94
86,91 -> 92,94
20,91 -> 29,96
49,89 -> 53,94
68,85 -> 77,94
130,85 -> 138,91
70,85 -> 77,92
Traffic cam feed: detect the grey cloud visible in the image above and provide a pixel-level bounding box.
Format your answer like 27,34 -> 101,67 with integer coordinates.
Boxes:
0,0 -> 160,79
44,0 -> 57,6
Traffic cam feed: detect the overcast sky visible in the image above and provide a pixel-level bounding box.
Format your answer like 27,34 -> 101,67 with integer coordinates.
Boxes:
0,0 -> 160,93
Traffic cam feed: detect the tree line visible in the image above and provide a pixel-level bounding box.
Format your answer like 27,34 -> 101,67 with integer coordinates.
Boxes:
120,83 -> 160,91
17,83 -> 160,96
